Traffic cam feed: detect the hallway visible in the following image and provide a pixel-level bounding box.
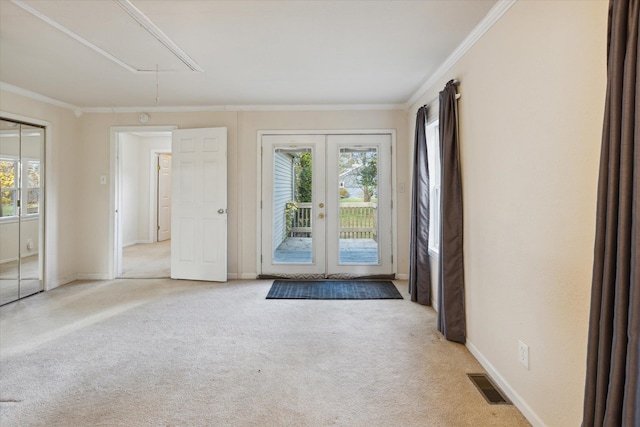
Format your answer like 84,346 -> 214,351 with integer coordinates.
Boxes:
120,240 -> 170,279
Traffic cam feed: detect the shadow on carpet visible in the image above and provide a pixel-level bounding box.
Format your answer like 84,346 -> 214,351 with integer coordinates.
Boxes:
266,280 -> 403,300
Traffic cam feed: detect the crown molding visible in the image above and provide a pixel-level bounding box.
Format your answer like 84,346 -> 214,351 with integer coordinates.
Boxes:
0,82 -> 83,115
81,104 -> 405,113
404,0 -> 517,110
0,82 -> 404,113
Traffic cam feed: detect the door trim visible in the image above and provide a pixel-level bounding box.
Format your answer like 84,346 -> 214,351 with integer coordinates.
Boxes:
256,129 -> 397,278
150,149 -> 171,243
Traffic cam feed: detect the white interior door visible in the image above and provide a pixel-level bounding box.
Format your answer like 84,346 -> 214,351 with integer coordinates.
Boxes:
157,154 -> 172,242
171,128 -> 227,282
260,133 -> 392,278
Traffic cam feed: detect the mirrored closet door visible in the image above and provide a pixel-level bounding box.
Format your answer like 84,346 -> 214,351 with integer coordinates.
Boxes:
0,119 -> 44,305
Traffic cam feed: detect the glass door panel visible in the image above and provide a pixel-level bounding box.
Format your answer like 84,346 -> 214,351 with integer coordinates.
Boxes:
272,147 -> 313,264
337,147 -> 380,264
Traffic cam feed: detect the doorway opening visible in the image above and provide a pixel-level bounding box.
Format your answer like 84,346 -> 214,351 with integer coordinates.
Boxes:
112,129 -> 173,279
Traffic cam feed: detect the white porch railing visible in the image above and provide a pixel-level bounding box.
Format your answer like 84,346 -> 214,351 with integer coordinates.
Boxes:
290,202 -> 377,240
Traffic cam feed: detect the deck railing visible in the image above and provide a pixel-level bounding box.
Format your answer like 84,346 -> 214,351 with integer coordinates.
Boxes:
290,202 -> 377,240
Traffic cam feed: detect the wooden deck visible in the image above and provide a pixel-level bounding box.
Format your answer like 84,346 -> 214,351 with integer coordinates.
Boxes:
273,237 -> 379,264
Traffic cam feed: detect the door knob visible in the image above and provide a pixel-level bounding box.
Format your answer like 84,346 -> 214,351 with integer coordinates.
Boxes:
319,203 -> 324,208
218,209 -> 225,214
318,213 -> 325,219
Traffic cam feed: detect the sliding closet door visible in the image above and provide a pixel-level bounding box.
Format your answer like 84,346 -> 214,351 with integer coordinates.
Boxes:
0,119 -> 44,305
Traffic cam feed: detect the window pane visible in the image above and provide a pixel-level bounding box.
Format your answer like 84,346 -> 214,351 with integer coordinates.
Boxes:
27,161 -> 40,188
0,160 -> 17,188
26,189 -> 39,215
1,190 -> 16,217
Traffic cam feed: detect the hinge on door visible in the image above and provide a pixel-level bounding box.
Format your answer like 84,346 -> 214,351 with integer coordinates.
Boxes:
260,200 -> 263,209
391,255 -> 394,264
391,200 -> 393,209
261,255 -> 263,263
157,165 -> 161,171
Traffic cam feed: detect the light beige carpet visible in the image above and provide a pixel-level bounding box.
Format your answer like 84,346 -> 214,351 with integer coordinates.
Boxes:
0,279 -> 530,426
120,240 -> 170,278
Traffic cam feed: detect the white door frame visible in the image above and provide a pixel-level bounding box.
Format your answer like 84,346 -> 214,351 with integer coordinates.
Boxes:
108,126 -> 177,280
256,129 -> 397,278
150,149 -> 171,243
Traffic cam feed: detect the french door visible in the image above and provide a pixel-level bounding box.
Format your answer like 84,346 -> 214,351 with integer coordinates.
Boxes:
260,133 -> 392,278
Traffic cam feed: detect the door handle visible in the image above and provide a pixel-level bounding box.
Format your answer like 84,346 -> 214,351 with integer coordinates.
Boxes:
218,209 -> 225,214
318,213 -> 325,219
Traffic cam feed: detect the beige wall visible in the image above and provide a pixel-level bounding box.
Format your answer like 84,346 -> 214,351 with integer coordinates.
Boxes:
1,90 -> 80,287
1,92 -> 407,281
74,109 -> 407,279
408,1 -> 607,426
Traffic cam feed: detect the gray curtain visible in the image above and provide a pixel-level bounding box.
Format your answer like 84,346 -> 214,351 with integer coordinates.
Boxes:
408,106 -> 432,305
582,1 -> 639,426
437,80 -> 466,344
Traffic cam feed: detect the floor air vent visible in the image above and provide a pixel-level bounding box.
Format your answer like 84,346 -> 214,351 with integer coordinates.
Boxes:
467,374 -> 511,405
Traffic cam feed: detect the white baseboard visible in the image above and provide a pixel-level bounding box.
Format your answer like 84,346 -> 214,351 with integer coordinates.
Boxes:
395,273 -> 408,280
75,273 -> 111,281
48,274 -> 79,290
466,339 -> 547,427
223,273 -> 257,280
0,257 -> 18,265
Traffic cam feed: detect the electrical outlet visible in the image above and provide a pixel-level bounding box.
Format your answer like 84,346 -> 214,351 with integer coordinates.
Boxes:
518,340 -> 529,369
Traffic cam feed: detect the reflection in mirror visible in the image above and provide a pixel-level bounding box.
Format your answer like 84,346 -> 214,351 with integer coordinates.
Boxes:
0,120 -> 44,305
0,119 -> 20,304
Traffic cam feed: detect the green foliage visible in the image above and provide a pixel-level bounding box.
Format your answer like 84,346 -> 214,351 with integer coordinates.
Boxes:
284,200 -> 298,238
0,160 -> 16,217
357,155 -> 377,202
294,152 -> 312,203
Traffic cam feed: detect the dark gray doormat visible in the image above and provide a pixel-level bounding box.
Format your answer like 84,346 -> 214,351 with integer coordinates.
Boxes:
266,280 -> 403,300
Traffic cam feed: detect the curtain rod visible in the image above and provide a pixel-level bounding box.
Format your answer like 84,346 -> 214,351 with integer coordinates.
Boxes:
421,79 -> 461,110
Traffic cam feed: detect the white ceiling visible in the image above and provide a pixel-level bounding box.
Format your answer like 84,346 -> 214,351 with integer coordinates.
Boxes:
0,0 -> 499,110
